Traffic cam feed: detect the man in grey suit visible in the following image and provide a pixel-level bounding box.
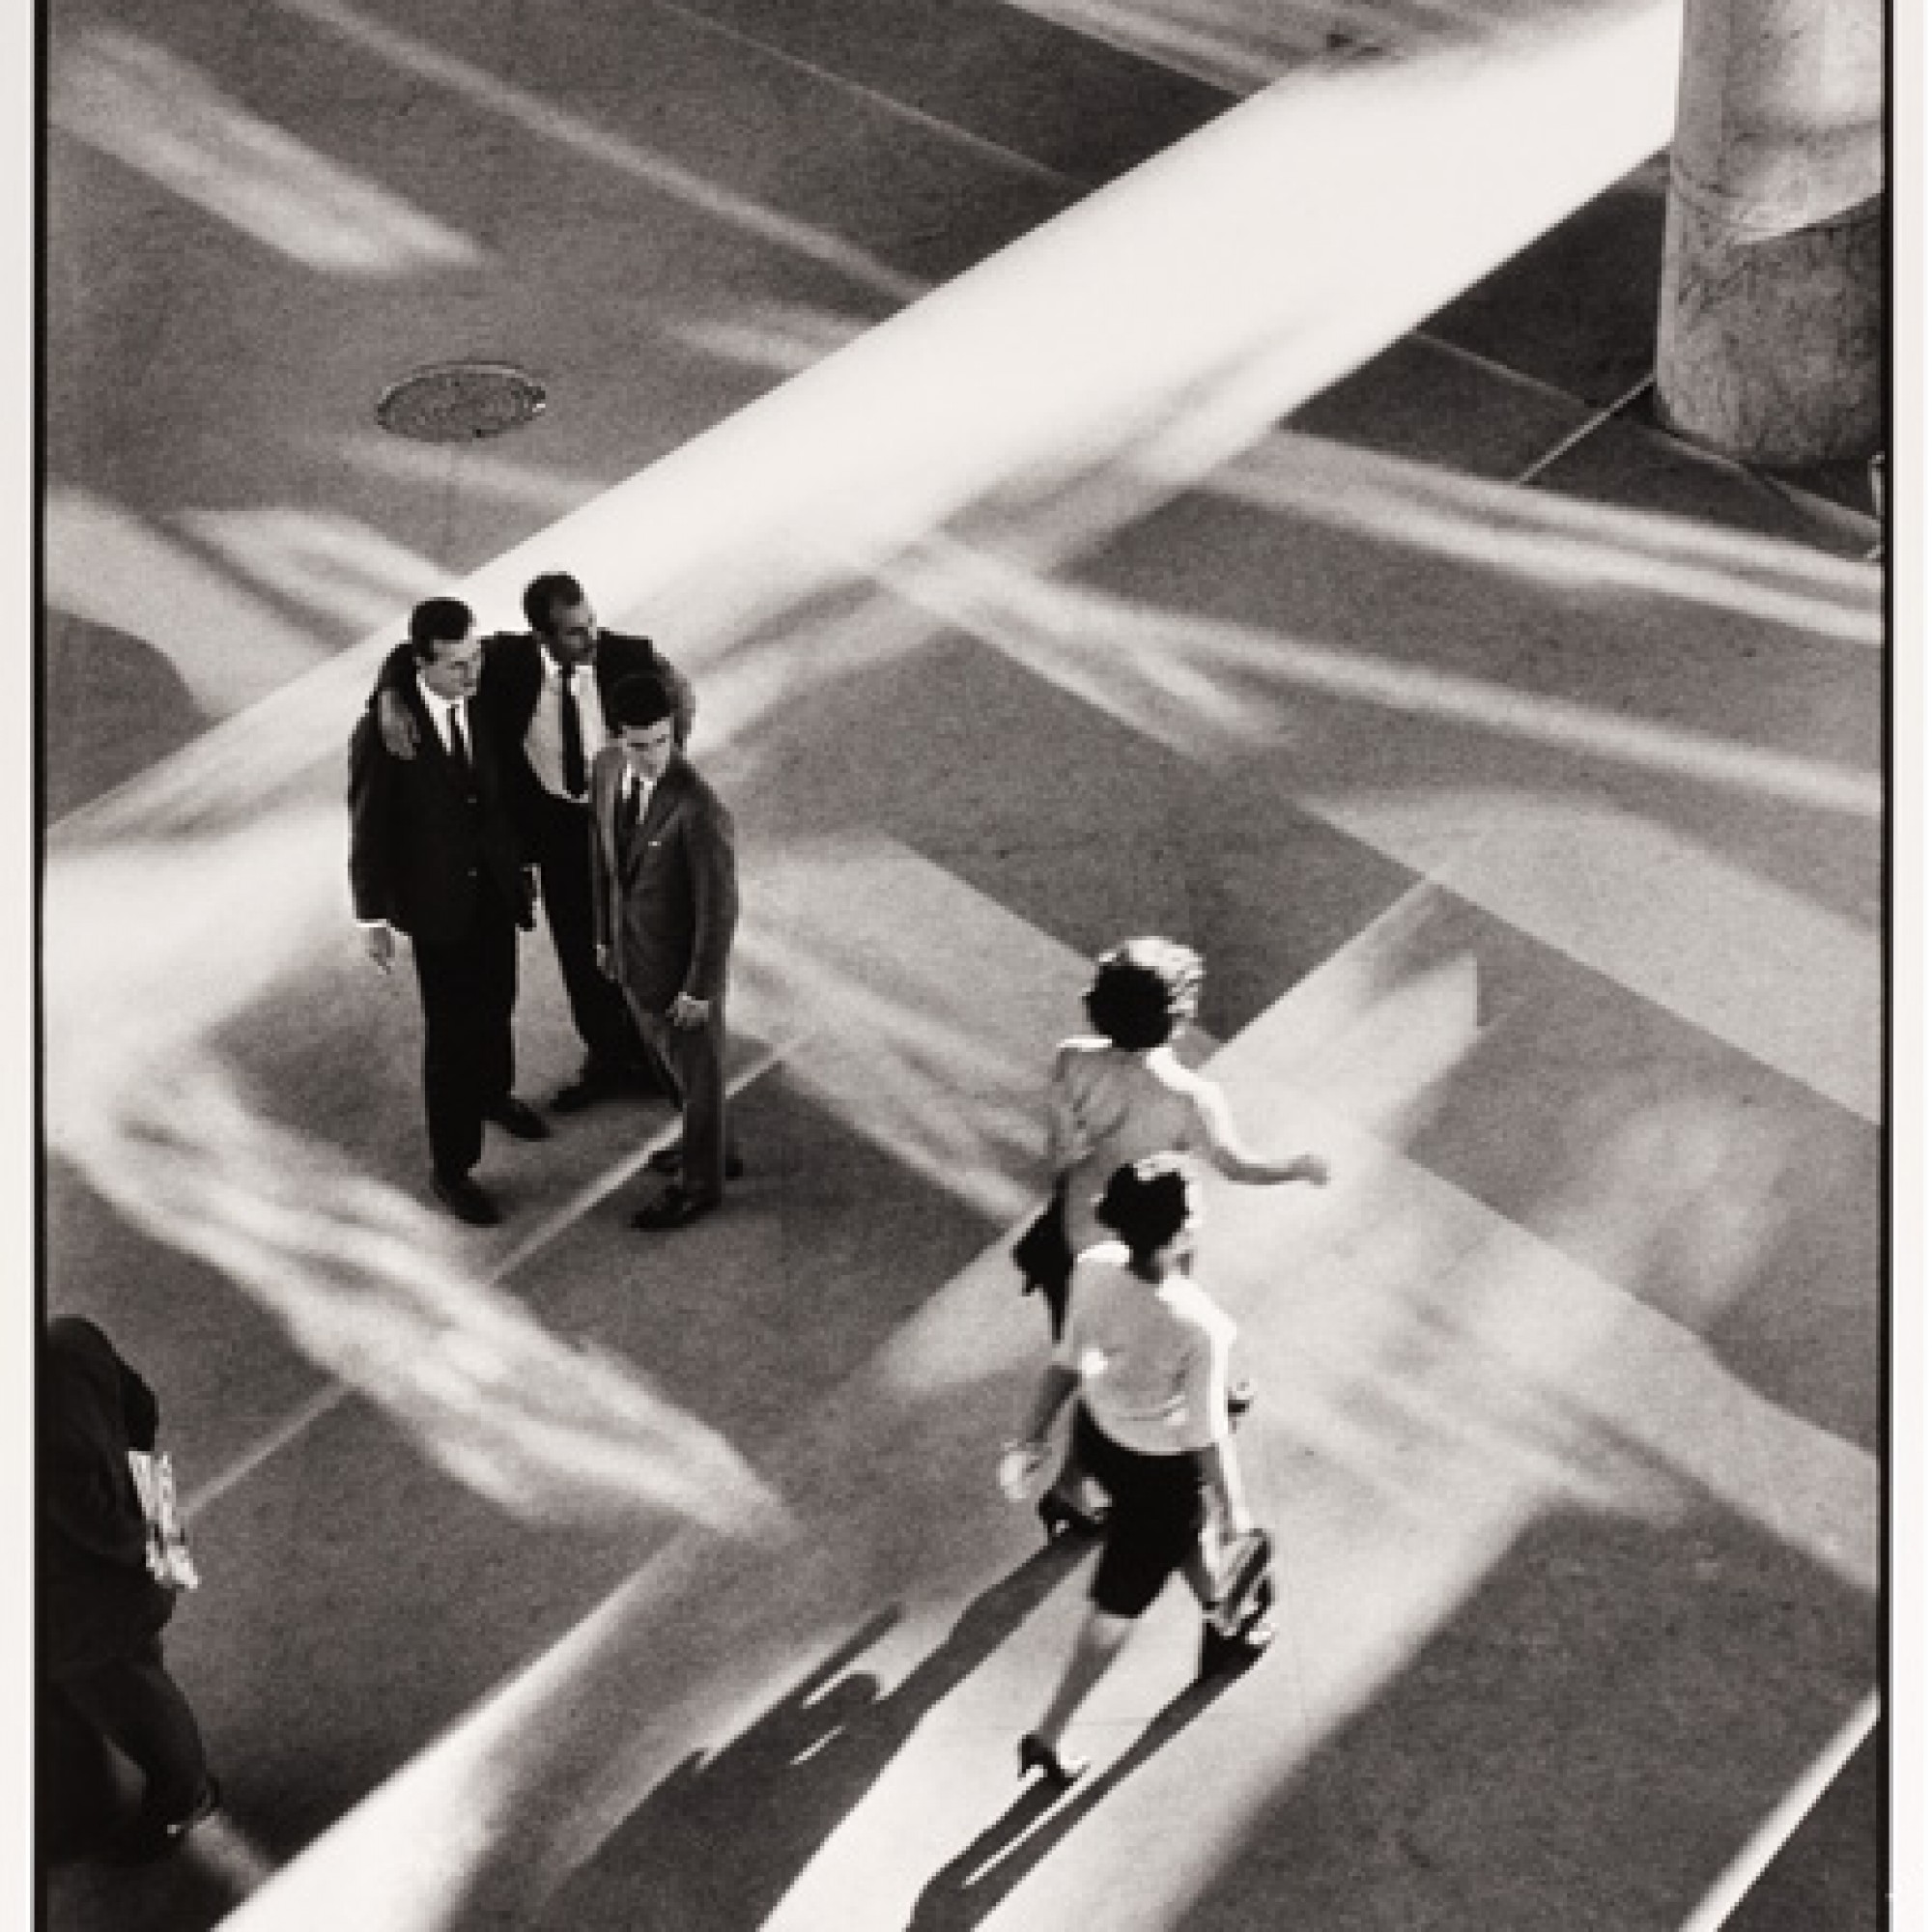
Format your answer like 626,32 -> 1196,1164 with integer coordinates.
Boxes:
591,672 -> 740,1230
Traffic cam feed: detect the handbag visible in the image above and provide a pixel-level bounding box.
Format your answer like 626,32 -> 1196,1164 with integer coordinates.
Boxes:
128,1450 -> 200,1592
1214,1526 -> 1273,1636
1013,1182 -> 1075,1335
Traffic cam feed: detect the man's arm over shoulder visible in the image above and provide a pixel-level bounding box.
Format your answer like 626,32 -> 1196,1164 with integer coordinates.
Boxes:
364,637 -> 427,758
478,629 -> 532,683
370,639 -> 416,700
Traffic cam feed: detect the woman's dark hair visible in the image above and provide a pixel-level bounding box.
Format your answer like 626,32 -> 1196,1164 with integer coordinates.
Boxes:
1084,937 -> 1204,1050
1094,1154 -> 1196,1260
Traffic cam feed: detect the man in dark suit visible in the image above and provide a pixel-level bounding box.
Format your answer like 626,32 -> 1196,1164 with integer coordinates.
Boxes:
373,573 -> 696,1114
351,597 -> 547,1226
590,673 -> 740,1231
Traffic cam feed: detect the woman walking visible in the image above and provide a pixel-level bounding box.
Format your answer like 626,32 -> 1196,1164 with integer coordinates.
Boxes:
1026,936 -> 1326,1535
1007,1156 -> 1271,1791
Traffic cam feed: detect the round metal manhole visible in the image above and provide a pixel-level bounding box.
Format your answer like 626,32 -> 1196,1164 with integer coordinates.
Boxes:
376,362 -> 547,441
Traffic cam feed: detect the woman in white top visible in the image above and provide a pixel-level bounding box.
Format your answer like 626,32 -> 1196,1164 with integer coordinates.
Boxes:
1007,1157 -> 1271,1791
1043,937 -> 1326,1300
1033,937 -> 1327,1534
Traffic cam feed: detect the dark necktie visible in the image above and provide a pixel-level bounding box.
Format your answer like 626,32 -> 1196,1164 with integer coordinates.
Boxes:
617,776 -> 642,844
447,704 -> 475,799
559,666 -> 587,798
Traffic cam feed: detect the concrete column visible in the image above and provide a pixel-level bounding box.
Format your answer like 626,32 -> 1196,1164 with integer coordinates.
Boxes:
1656,0 -> 1883,467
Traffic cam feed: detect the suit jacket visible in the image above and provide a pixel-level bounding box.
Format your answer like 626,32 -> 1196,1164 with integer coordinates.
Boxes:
42,1318 -> 174,1673
348,682 -> 531,944
588,745 -> 737,1012
374,629 -> 696,832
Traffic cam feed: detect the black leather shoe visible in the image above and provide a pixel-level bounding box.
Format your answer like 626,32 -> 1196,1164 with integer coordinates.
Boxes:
486,1096 -> 551,1141
646,1145 -> 747,1179
551,1062 -> 630,1114
433,1173 -> 502,1227
629,1186 -> 720,1232
1017,1733 -> 1088,1790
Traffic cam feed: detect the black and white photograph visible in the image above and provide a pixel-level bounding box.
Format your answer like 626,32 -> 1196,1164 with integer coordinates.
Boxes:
30,0 -> 1897,1924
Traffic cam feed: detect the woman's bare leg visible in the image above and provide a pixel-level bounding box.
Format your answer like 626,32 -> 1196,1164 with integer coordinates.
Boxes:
1033,1608 -> 1133,1750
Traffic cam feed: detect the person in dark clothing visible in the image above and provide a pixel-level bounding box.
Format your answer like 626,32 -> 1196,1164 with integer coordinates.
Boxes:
42,1317 -> 218,1861
350,596 -> 546,1226
371,572 -> 697,1113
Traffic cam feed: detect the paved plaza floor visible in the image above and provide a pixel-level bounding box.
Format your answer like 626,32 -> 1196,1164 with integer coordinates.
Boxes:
40,0 -> 1882,1926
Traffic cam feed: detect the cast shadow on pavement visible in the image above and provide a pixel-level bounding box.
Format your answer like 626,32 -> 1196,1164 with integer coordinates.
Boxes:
537,1545 -> 1078,1931
904,1665 -> 1249,1932
43,615 -> 210,821
1179,1494 -> 1872,1932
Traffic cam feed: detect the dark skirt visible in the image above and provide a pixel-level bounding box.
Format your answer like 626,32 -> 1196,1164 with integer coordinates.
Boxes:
1076,1406 -> 1208,1619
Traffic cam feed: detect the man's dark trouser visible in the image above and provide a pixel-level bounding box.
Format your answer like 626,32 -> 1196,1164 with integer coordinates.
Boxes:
627,992 -> 732,1201
528,788 -> 639,1071
411,888 -> 517,1181
48,1636 -> 208,1827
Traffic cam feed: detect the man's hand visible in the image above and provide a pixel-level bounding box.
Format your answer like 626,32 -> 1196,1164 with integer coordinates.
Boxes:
668,992 -> 710,1030
377,690 -> 420,759
361,924 -> 395,974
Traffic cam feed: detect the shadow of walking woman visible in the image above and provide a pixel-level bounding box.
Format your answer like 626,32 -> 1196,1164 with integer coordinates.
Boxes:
537,1545 -> 1081,1930
905,1667 -> 1246,1932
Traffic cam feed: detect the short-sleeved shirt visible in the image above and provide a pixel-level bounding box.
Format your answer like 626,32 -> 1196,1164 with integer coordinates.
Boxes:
1053,1242 -> 1236,1456
1048,1038 -> 1230,1252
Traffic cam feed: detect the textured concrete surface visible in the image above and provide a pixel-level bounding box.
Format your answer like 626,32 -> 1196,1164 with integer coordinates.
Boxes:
40,0 -> 1881,1927
1655,0 -> 1884,464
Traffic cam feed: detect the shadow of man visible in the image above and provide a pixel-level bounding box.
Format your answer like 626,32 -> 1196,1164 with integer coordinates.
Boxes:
537,1545 -> 1079,1930
904,1664 -> 1250,1932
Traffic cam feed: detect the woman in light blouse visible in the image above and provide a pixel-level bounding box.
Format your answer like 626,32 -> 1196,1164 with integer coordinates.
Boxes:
1037,938 -> 1325,1322
1008,1156 -> 1271,1791
1032,937 -> 1326,1537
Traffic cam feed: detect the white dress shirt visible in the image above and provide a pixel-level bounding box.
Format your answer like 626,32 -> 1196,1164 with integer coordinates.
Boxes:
417,680 -> 473,759
617,769 -> 656,831
526,651 -> 611,800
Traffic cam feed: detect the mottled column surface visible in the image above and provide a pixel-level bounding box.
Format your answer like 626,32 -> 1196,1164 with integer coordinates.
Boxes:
1657,0 -> 1883,467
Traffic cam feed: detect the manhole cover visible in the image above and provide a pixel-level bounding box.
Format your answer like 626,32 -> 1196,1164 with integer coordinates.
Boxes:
376,362 -> 547,441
